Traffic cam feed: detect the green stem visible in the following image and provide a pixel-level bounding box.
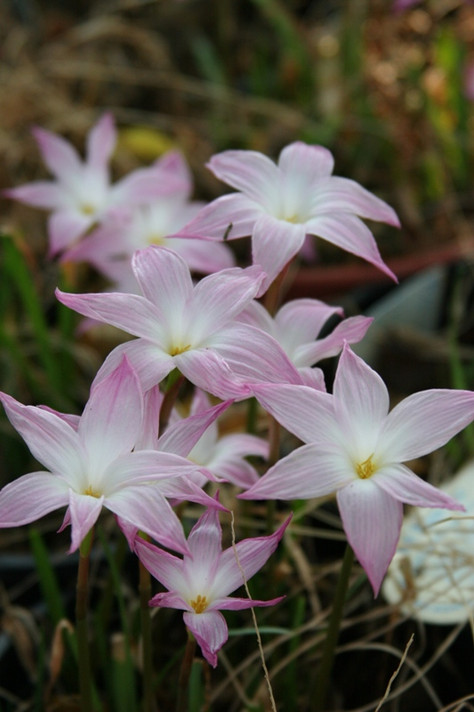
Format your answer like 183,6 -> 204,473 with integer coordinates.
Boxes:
76,530 -> 95,712
312,544 -> 355,712
159,370 -> 185,434
139,554 -> 157,712
176,633 -> 197,712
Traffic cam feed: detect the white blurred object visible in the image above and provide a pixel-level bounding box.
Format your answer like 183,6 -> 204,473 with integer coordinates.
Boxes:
382,460 -> 474,624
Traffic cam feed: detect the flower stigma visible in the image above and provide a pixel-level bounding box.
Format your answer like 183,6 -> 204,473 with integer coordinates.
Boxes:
356,454 -> 376,480
169,343 -> 192,357
190,594 -> 208,614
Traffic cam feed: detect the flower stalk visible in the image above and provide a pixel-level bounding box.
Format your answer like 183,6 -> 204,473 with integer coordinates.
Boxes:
76,529 -> 95,712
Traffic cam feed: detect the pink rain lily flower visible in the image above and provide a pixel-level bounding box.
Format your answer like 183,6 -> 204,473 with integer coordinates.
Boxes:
134,504 -> 290,666
241,345 -> 474,595
175,142 -> 400,293
165,390 -> 268,489
4,114 -> 187,255
62,150 -> 235,291
238,298 -> 373,389
56,246 -> 302,399
0,358 -> 219,555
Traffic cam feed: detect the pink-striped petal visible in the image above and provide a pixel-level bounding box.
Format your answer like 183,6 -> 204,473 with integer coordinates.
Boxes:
240,444 -> 351,501
132,246 -> 193,316
208,150 -> 280,208
92,340 -> 174,392
378,389 -> 474,462
134,537 -> 186,592
166,235 -> 235,274
374,464 -> 465,510
305,213 -> 397,282
214,517 -> 290,597
174,192 -> 263,241
275,299 -> 343,351
112,164 -> 187,205
294,315 -> 373,366
0,472 -> 70,526
188,506 -> 222,564
32,126 -> 82,181
173,348 -> 250,400
250,383 -> 336,445
157,400 -> 232,457
183,609 -> 227,667
0,392 -> 84,484
311,176 -> 400,226
337,480 -> 403,596
68,490 -> 104,553
105,485 -> 189,554
211,595 -> 285,611
55,288 -> 164,343
79,358 -> 143,469
252,213 -> 306,293
278,142 -> 334,184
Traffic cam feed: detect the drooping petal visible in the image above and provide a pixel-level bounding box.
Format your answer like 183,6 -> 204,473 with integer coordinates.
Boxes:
68,490 -> 104,553
213,516 -> 290,597
105,485 -> 189,554
92,340 -> 174,392
3,182 -> 66,210
55,288 -> 165,343
252,213 -> 307,294
48,211 -> 94,255
174,193 -> 263,241
374,464 -> 465,510
250,383 -> 336,445
239,443 -> 352,501
310,176 -> 400,227
378,390 -> 474,462
79,358 -> 143,471
0,392 -> 84,485
293,315 -> 373,367
157,400 -> 232,457
211,595 -> 285,610
304,213 -> 397,282
337,479 -> 403,596
32,126 -> 82,181
86,113 -> 116,171
208,150 -> 280,209
0,472 -> 70,526
134,537 -> 186,592
183,609 -> 228,667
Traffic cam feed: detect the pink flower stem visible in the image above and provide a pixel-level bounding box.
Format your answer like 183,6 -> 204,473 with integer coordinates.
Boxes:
76,529 -> 95,712
176,632 -> 197,712
312,543 -> 355,712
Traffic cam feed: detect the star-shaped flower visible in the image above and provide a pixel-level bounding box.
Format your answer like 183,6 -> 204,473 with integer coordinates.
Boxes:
242,345 -> 473,595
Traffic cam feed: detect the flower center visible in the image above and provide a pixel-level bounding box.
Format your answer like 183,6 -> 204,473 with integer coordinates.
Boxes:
356,454 -> 376,480
149,234 -> 165,245
80,203 -> 96,216
84,485 -> 102,498
190,594 -> 208,614
169,343 -> 192,357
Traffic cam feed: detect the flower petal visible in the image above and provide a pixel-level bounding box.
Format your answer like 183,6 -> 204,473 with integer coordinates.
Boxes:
48,211 -> 94,255
378,389 -> 474,462
188,506 -> 223,566
374,464 -> 465,510
174,193 -> 263,241
252,214 -> 307,294
79,357 -> 143,470
275,298 -> 343,354
212,595 -> 285,610
86,113 -> 116,171
68,490 -> 104,553
250,383 -> 336,444
337,479 -> 403,596
294,315 -> 373,367
0,392 -> 84,484
173,348 -> 250,400
278,142 -> 334,184
55,288 -> 165,342
305,213 -> 397,282
105,485 -> 189,554
32,126 -> 82,181
134,537 -> 186,592
92,340 -> 174,392
208,149 -> 279,208
310,176 -> 400,226
132,246 -> 194,317
183,610 -> 228,667
213,516 -> 290,597
240,443 -> 352,500
3,182 -> 66,210
0,472 -> 70,526
157,400 -> 232,457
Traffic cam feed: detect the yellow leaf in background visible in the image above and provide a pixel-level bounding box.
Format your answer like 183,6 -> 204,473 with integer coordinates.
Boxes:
117,127 -> 176,161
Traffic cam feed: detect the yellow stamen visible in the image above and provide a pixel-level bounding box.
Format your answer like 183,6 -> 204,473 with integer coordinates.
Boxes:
190,594 -> 208,614
356,454 -> 376,480
149,234 -> 164,245
80,203 -> 96,216
169,344 -> 191,356
84,485 -> 101,498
